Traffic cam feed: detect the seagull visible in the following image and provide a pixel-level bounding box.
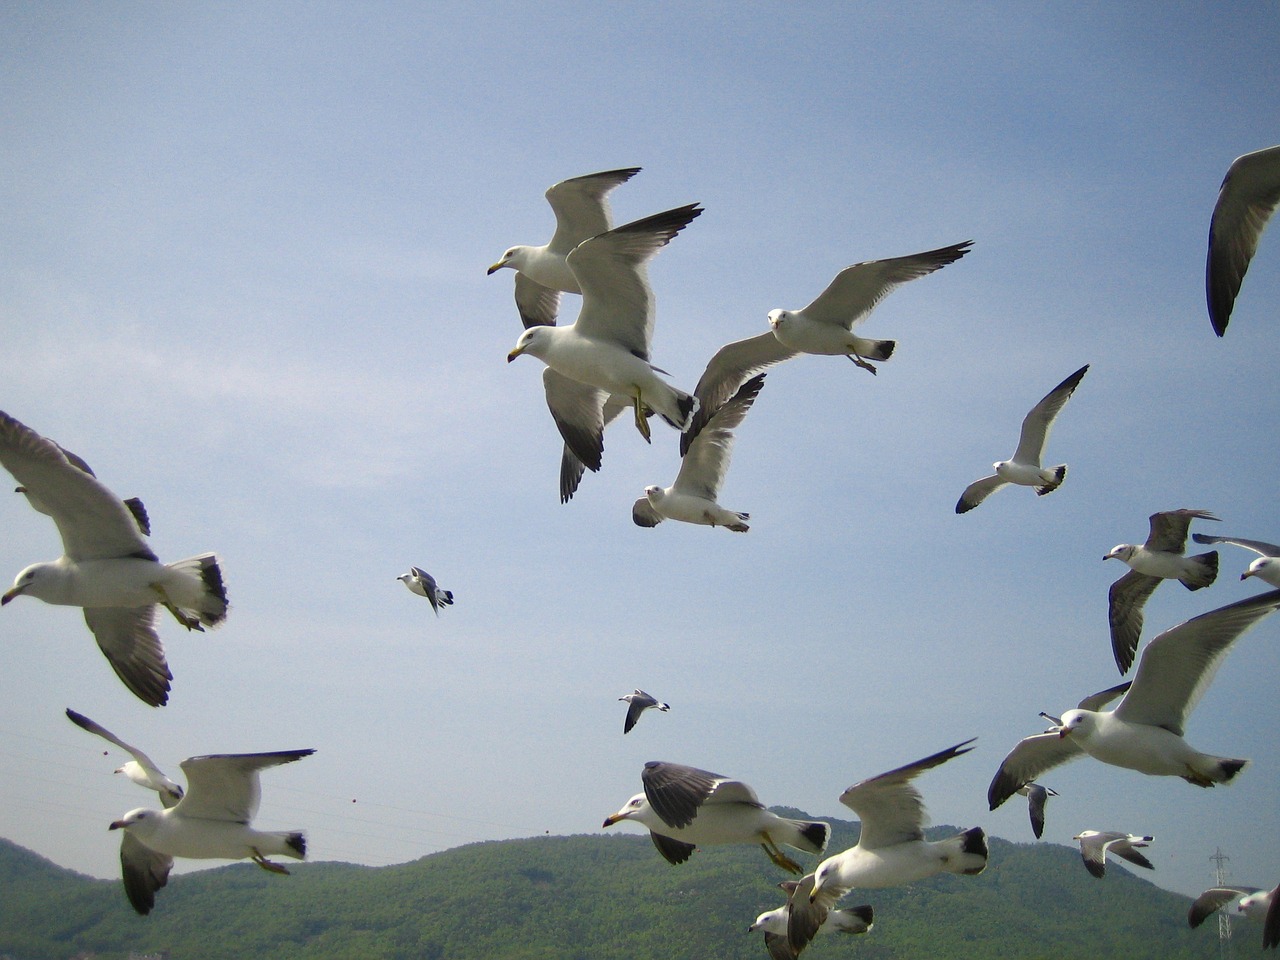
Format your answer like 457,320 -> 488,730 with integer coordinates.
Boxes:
507,204 -> 702,468
0,410 -> 228,707
1189,885 -> 1268,928
787,740 -> 987,954
488,167 -> 641,328
1193,533 -> 1280,587
955,364 -> 1088,514
619,689 -> 670,734
1105,509 -> 1220,674
749,876 -> 872,960
633,374 -> 765,532
602,761 -> 830,874
65,708 -> 183,807
1072,830 -> 1154,878
1016,782 -> 1058,839
396,566 -> 454,616
14,442 -> 150,537
682,241 -> 971,453
108,748 -> 314,914
1205,144 -> 1280,336
558,394 -> 643,503
987,589 -> 1280,810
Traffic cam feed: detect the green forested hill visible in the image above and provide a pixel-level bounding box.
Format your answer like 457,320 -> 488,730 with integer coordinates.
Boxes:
0,817 -> 1263,960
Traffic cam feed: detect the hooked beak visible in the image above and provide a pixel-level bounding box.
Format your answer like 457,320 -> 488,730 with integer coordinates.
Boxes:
109,820 -> 126,831
1057,726 -> 1071,739
507,346 -> 525,363
487,261 -> 506,275
1,586 -> 21,606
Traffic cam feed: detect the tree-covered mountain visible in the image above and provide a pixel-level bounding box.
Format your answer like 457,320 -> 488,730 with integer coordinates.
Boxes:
0,817 -> 1265,960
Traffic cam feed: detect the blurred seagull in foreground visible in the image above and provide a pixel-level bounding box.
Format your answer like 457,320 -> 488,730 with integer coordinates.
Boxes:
603,761 -> 829,874
1016,782 -> 1058,839
1072,830 -> 1154,878
0,410 -> 228,707
488,167 -> 641,328
988,590 -> 1280,810
66,708 -> 183,807
633,374 -> 765,533
397,567 -> 454,616
750,877 -> 872,960
955,365 -> 1088,514
1206,144 -> 1280,336
109,749 -> 314,914
682,241 -> 971,453
619,689 -> 670,734
1193,532 -> 1280,588
1105,509 -> 1219,674
1190,884 -> 1269,928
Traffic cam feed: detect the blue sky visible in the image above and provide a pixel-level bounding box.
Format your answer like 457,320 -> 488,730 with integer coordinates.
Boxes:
2,0 -> 1279,914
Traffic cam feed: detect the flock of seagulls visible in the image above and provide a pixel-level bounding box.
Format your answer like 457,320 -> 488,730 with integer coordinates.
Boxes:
1,144 -> 1277,947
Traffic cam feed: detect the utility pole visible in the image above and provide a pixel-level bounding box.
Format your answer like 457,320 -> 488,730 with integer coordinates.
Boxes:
1211,847 -> 1233,960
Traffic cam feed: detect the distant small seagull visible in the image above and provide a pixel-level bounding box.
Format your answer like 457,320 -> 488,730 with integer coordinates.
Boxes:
1016,782 -> 1058,839
488,167 -> 642,328
603,761 -> 830,874
0,410 -> 228,707
1072,830 -> 1154,878
619,689 -> 670,734
955,365 -> 1088,514
396,567 -> 454,616
633,374 -> 765,532
987,590 -> 1280,810
749,876 -> 872,960
109,748 -> 314,914
1205,144 -> 1280,336
1193,533 -> 1280,587
1189,885 -> 1268,928
682,241 -> 971,453
787,740 -> 987,955
1105,509 -> 1220,674
66,708 -> 183,807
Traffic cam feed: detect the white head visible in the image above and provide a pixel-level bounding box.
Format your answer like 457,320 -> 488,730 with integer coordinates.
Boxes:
1238,890 -> 1273,919
748,907 -> 785,934
767,309 -> 789,332
1057,709 -> 1095,739
1104,544 -> 1136,563
602,792 -> 650,828
644,485 -> 665,506
2,563 -> 59,606
109,807 -> 160,836
810,859 -> 836,902
487,246 -> 528,275
507,325 -> 552,363
1243,557 -> 1280,586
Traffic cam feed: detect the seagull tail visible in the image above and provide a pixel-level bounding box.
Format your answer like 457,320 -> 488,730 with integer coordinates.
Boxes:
167,553 -> 229,627
789,819 -> 831,855
726,513 -> 750,533
1179,551 -> 1219,590
859,338 -> 896,362
658,389 -> 699,432
1036,465 -> 1067,496
439,590 -> 455,606
940,826 -> 988,875
284,832 -> 307,859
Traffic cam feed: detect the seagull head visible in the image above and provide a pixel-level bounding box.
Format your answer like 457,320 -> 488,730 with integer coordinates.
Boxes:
766,309 -> 789,333
487,247 -> 521,275
1056,709 -> 1090,739
602,792 -> 648,828
1243,557 -> 1279,583
507,326 -> 549,363
1104,544 -> 1136,563
810,862 -> 833,902
2,564 -> 47,605
109,808 -> 157,833
643,485 -> 665,506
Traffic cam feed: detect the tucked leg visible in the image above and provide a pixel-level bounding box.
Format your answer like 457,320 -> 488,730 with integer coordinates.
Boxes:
251,849 -> 291,874
632,394 -> 652,443
846,354 -> 878,375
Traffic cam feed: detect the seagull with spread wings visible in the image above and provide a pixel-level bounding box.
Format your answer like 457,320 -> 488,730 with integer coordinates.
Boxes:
618,689 -> 669,734
66,708 -> 183,807
396,566 -> 454,617
1072,830 -> 1154,878
749,876 -> 872,960
1193,532 -> 1280,587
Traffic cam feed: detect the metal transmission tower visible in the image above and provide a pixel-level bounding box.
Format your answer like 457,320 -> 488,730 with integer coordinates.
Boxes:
1211,847 -> 1233,960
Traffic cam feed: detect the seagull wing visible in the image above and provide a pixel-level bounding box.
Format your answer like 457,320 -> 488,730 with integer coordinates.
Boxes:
81,608 -> 172,708
671,374 -> 765,501
1116,589 -> 1280,735
544,167 -> 641,255
838,739 -> 975,850
1024,783 -> 1050,838
682,333 -> 796,455
1077,681 -> 1132,712
567,204 -> 703,358
560,396 -> 630,502
1011,365 -> 1089,465
799,241 -> 973,328
543,369 -> 609,473
1206,144 -> 1280,336
175,749 -> 315,823
1192,534 -> 1280,557
513,274 -> 563,329
988,733 -> 1084,810
631,497 -> 664,528
0,410 -> 156,562
1144,509 -> 1219,552
1189,886 -> 1262,928
119,830 -> 173,915
622,692 -> 657,734
1109,839 -> 1154,870
648,830 -> 696,865
65,708 -> 179,802
955,474 -> 1007,514
1108,569 -> 1161,674
641,761 -> 757,829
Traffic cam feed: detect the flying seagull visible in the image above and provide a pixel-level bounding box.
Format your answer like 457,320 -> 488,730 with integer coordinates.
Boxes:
988,590 -> 1280,810
108,748 -> 314,914
1016,782 -> 1058,839
396,566 -> 454,616
488,166 -> 641,328
1105,509 -> 1220,674
13,442 -> 150,537
749,876 -> 872,960
1189,885 -> 1267,928
1072,830 -> 1154,878
633,374 -> 765,532
65,708 -> 183,807
1205,144 -> 1280,336
955,364 -> 1089,514
507,204 -> 702,469
1193,533 -> 1280,587
619,689 -> 670,734
603,761 -> 830,874
0,410 -> 228,707
682,240 -> 971,453
787,740 -> 987,954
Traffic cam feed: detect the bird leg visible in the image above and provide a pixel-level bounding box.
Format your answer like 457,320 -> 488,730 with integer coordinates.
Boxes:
845,354 -> 878,375
1181,767 -> 1215,788
632,393 -> 652,443
250,849 -> 291,874
759,834 -> 803,874
151,584 -> 205,632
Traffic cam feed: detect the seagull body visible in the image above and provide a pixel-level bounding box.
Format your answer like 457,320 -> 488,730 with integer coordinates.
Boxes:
1015,782 -> 1058,839
955,365 -> 1088,513
507,204 -> 702,462
988,590 -> 1280,809
1072,830 -> 1154,878
633,374 -> 764,532
1206,144 -> 1280,336
0,410 -> 228,706
1106,509 -> 1219,673
682,241 -> 971,452
66,709 -> 183,807
488,167 -> 641,328
1193,533 -> 1280,587
787,740 -> 986,954
396,566 -> 453,616
108,749 -> 314,914
1190,885 -> 1266,927
603,761 -> 829,874
750,877 -> 872,960
619,689 -> 670,734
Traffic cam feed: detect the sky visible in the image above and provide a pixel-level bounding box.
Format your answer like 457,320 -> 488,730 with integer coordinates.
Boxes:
1,0 -> 1279,916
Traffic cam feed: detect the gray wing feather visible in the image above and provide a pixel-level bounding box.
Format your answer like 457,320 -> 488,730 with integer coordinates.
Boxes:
1011,365 -> 1088,465
119,831 -> 173,915
514,274 -> 563,329
545,167 -> 641,254
988,733 -> 1084,810
632,497 -> 663,528
82,607 -> 172,707
800,241 -> 973,326
1145,509 -> 1219,552
1206,145 -> 1280,336
956,474 -> 1007,514
1108,570 -> 1161,674
1190,886 -> 1262,928
682,333 -> 796,455
1192,533 -> 1280,557
543,369 -> 608,473
672,374 -> 765,501
176,749 -> 315,823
